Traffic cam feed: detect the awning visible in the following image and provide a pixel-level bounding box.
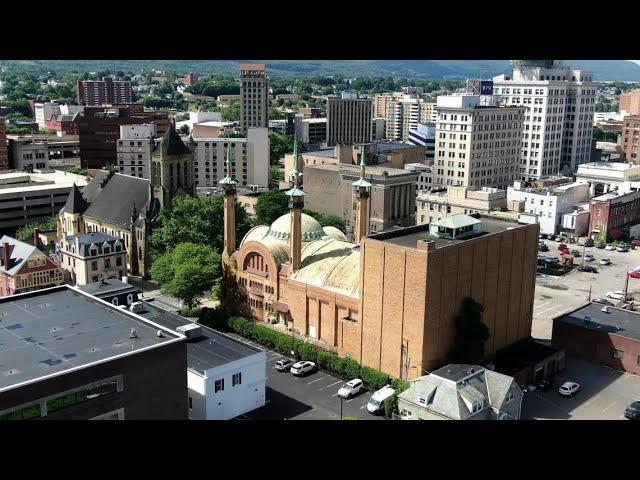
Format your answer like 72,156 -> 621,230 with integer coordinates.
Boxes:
271,301 -> 289,313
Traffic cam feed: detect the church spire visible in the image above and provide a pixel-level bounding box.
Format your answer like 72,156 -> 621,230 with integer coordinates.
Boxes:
219,141 -> 238,259
285,139 -> 306,273
353,146 -> 372,244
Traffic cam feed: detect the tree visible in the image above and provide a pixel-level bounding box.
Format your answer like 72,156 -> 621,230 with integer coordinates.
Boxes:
303,209 -> 346,232
179,124 -> 190,135
16,217 -> 58,242
150,195 -> 253,258
270,165 -> 284,181
221,101 -> 240,122
150,243 -> 220,309
255,190 -> 289,225
269,132 -> 303,165
269,107 -> 284,120
447,297 -> 490,364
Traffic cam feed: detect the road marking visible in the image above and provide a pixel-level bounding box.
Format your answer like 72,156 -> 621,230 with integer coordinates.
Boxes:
602,401 -> 617,413
533,301 -> 552,311
307,376 -> 329,385
582,394 -> 601,407
360,405 -> 368,410
319,380 -> 342,391
534,305 -> 564,317
345,398 -> 356,403
331,392 -> 340,397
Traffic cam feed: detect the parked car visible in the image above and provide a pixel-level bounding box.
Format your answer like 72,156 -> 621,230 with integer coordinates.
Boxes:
605,244 -> 616,251
596,242 -> 606,249
555,236 -> 566,242
366,385 -> 395,414
592,298 -> 614,306
631,239 -> 640,247
570,250 -> 581,257
578,265 -> 598,273
337,379 -> 364,399
584,254 -> 595,262
290,361 -> 316,376
600,258 -> 612,266
607,290 -> 630,300
584,238 -> 595,247
616,246 -> 630,253
624,401 -> 640,420
538,243 -> 549,252
558,381 -> 581,397
558,243 -> 568,251
628,268 -> 640,280
537,379 -> 553,392
540,233 -> 549,240
275,358 -> 294,372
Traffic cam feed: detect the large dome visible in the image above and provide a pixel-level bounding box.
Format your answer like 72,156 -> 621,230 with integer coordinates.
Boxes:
267,213 -> 327,242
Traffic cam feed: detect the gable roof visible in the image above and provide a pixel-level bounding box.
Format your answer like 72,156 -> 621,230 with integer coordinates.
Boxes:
0,235 -> 44,276
62,183 -> 88,214
155,124 -> 191,156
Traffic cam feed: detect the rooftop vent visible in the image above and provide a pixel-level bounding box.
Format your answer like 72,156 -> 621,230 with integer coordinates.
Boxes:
129,328 -> 138,339
584,315 -> 592,324
176,323 -> 203,340
156,330 -> 164,338
601,306 -> 610,314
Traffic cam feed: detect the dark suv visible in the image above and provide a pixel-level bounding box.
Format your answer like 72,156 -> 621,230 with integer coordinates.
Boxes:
625,401 -> 640,420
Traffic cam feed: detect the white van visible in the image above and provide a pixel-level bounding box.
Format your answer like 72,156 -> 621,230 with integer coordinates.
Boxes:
366,385 -> 395,414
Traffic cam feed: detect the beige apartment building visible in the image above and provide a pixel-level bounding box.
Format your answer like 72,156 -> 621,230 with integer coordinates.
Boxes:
240,64 -> 269,130
387,95 -> 437,141
416,186 -> 508,225
326,93 -> 373,146
434,95 -> 525,189
303,162 -> 418,239
117,123 -> 156,179
621,115 -> 640,164
57,231 -> 127,285
619,90 -> 640,116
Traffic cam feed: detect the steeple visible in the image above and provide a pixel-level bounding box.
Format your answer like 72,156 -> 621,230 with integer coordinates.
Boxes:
63,183 -> 88,215
219,142 -> 238,259
353,147 -> 372,244
285,139 -> 306,272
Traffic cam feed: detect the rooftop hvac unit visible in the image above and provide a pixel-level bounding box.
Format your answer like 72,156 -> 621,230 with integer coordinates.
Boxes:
176,323 -> 203,340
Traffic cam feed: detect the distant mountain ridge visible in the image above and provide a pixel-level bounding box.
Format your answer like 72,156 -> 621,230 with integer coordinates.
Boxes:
2,60 -> 640,81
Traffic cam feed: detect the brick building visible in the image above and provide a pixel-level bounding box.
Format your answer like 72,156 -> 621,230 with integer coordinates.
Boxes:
552,303 -> 640,376
178,73 -> 197,86
0,117 -> 8,171
220,149 -> 539,380
588,190 -> 640,241
619,90 -> 640,116
77,77 -> 134,106
45,113 -> 80,135
621,115 -> 640,163
0,235 -> 64,296
78,104 -> 168,169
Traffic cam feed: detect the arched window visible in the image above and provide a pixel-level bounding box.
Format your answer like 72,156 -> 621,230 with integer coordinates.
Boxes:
112,297 -> 119,306
176,161 -> 182,188
184,162 -> 188,186
127,294 -> 133,305
169,163 -> 174,188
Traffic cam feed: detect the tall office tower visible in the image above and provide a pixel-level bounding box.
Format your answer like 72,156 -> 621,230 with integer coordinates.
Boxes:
326,92 -> 373,146
240,64 -> 269,131
385,95 -> 437,141
433,95 -> 525,189
0,117 -> 8,171
77,77 -> 134,106
493,60 -> 596,180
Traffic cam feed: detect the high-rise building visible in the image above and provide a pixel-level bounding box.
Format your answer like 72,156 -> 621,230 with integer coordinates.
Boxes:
192,128 -> 269,188
621,115 -> 640,163
326,93 -> 373,146
117,124 -> 156,179
493,60 -> 597,179
386,95 -> 437,141
618,90 -> 640,115
433,95 -> 525,189
0,117 -> 8,171
77,77 -> 134,106
240,64 -> 269,130
407,123 -> 436,163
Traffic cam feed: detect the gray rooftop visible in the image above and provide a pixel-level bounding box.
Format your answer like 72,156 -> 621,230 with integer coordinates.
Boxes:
77,278 -> 139,298
370,215 -> 528,250
0,286 -> 182,393
554,302 -> 640,341
304,149 -> 336,158
135,303 -> 263,373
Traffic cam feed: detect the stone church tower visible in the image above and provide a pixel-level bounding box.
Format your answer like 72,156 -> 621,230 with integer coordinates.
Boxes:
151,123 -> 195,210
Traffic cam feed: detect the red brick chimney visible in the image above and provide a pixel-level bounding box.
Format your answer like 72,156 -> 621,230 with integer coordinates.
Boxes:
33,228 -> 41,249
2,242 -> 10,270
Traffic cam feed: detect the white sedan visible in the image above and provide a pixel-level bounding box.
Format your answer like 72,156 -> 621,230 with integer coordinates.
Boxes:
338,379 -> 364,399
607,290 -> 629,300
558,381 -> 581,397
605,244 -> 616,251
290,361 -> 316,376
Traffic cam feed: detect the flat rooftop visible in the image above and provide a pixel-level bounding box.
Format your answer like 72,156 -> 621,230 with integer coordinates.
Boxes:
554,303 -> 640,341
309,163 -> 414,177
303,149 -> 336,158
431,364 -> 483,382
77,278 -> 139,298
0,286 -> 182,393
136,303 -> 263,373
579,162 -> 638,171
0,170 -> 88,195
369,215 -> 528,250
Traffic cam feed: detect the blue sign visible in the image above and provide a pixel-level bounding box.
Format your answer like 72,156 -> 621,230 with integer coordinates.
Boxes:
480,81 -> 494,95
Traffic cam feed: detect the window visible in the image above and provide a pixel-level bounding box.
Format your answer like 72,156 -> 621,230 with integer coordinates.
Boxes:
91,261 -> 98,271
418,395 -> 427,406
506,391 -> 514,403
188,397 -> 193,410
232,372 -> 242,386
215,379 -> 225,393
91,275 -> 99,282
104,259 -> 111,269
611,349 -> 624,359
112,297 -> 119,306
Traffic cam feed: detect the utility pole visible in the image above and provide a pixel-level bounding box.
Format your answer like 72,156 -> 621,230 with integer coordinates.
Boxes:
624,263 -> 630,301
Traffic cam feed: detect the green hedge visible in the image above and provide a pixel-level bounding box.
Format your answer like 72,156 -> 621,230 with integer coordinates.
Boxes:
199,307 -> 410,394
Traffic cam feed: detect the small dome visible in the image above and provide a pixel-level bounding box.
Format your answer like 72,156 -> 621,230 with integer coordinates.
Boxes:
268,213 -> 326,242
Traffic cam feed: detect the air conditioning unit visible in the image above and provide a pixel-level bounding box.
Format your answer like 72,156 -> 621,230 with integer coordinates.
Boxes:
176,323 -> 203,340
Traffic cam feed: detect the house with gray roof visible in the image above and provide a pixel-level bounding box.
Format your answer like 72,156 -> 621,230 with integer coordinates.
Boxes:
397,364 -> 523,420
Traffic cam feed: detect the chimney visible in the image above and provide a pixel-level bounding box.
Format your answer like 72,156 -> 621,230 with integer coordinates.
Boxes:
2,242 -> 10,270
417,240 -> 436,252
33,228 -> 41,249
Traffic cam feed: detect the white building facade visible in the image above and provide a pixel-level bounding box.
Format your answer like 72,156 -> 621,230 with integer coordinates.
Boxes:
117,124 -> 156,179
493,60 -> 596,180
575,162 -> 640,196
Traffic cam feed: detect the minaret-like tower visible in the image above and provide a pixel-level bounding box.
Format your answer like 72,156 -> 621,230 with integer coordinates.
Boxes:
285,141 -> 306,273
219,143 -> 238,260
353,147 -> 372,244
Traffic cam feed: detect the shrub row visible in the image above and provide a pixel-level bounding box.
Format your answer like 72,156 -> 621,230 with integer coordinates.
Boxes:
199,307 -> 407,393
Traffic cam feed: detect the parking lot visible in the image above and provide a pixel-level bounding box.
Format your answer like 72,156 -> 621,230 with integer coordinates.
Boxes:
523,355 -> 640,420
228,336 -> 385,420
533,237 -> 640,340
